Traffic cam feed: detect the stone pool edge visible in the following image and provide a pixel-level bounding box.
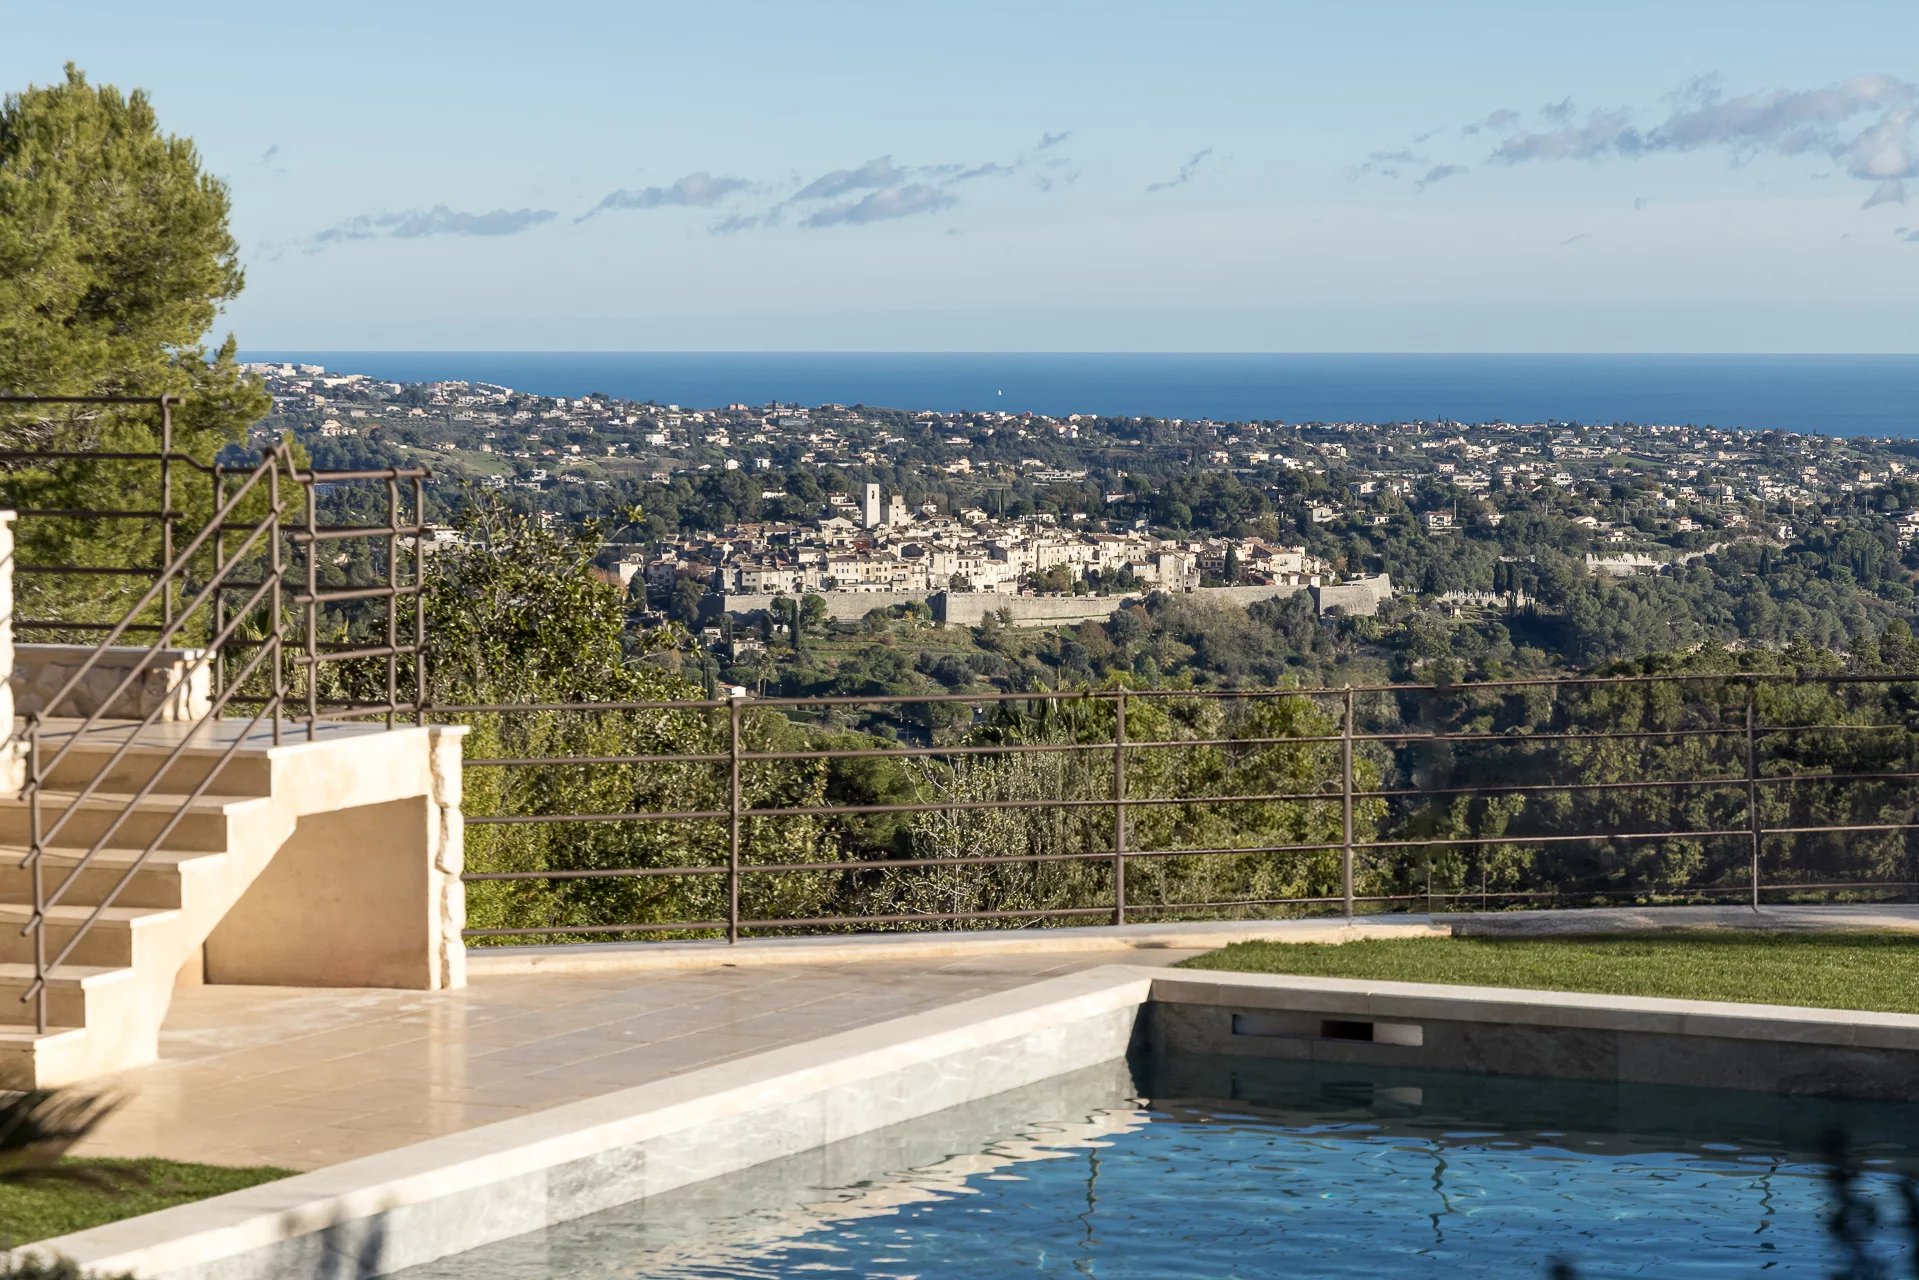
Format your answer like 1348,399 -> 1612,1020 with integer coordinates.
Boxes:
26,966 -> 1155,1280
28,967 -> 1919,1280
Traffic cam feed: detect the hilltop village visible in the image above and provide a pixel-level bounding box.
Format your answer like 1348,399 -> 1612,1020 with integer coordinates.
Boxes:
247,361 -> 1919,685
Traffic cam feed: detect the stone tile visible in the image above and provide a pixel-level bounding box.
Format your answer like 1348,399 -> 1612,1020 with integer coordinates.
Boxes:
79,951 -> 1136,1169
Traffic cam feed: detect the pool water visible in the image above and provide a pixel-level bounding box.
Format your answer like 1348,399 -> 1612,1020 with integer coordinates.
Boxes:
394,1056 -> 1919,1279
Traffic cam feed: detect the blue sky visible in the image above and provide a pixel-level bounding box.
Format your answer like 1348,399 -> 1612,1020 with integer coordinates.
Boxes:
6,0 -> 1919,352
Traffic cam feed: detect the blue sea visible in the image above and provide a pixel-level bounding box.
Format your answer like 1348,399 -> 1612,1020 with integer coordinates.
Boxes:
238,352 -> 1919,438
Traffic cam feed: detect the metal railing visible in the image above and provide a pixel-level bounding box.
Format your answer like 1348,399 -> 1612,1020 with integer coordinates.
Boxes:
445,671 -> 1919,945
0,394 -> 192,638
214,463 -> 430,731
2,394 -> 430,1030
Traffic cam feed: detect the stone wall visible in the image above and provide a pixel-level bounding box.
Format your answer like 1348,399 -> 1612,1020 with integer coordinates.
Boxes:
12,644 -> 212,721
1311,573 -> 1394,618
427,726 -> 469,990
716,580 -> 1346,631
939,583 -> 1311,628
1185,583 -> 1312,610
716,591 -> 932,622
0,514 -> 18,795
935,591 -> 1138,627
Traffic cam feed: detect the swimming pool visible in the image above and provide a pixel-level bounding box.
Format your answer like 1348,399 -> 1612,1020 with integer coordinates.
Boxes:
391,1054 -> 1919,1278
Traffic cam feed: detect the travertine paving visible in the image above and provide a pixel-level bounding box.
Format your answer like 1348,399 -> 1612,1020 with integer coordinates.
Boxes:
78,948 -> 1202,1171
74,903 -> 1919,1172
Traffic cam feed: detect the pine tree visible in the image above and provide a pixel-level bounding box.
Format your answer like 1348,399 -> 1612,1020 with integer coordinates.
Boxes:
0,64 -> 270,628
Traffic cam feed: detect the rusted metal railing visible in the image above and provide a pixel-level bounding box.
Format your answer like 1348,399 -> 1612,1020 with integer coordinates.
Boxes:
2,394 -> 430,1030
446,671 -> 1919,944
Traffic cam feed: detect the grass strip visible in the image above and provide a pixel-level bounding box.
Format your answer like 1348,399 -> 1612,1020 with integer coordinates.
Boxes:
0,1157 -> 292,1245
1177,929 -> 1919,1013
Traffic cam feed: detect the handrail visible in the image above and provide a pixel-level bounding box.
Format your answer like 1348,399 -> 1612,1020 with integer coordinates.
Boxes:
5,395 -> 432,1033
442,670 -> 1919,944
28,445 -> 291,779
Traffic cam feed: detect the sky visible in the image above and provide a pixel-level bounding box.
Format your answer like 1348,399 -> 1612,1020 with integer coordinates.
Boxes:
5,0 -> 1919,353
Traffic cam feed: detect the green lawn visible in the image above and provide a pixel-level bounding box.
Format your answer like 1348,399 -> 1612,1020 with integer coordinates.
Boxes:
1178,930 -> 1919,1014
0,1158 -> 291,1245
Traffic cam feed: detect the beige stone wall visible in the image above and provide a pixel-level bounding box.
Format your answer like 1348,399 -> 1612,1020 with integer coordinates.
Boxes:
0,513 -> 19,796
202,726 -> 469,991
717,590 -> 930,621
12,643 -> 212,722
428,725 -> 468,990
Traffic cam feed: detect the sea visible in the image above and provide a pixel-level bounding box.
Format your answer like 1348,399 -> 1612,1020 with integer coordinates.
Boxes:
237,352 -> 1919,439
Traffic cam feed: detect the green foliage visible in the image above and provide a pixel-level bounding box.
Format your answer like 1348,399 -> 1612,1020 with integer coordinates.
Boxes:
0,64 -> 269,628
1356,646 -> 1919,907
425,503 -> 848,940
857,688 -> 1379,925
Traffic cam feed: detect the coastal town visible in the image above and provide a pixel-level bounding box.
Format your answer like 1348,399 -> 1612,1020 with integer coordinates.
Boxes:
245,360 -> 1919,661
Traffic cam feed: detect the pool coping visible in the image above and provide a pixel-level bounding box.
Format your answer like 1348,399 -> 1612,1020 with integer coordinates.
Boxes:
25,967 -> 1919,1279
462,903 -> 1919,975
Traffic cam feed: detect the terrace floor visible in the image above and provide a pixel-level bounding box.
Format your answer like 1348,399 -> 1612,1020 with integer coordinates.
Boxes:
71,904 -> 1919,1172
74,946 -> 1207,1171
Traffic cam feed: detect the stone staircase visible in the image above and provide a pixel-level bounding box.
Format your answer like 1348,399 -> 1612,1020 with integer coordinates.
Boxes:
0,718 -> 463,1087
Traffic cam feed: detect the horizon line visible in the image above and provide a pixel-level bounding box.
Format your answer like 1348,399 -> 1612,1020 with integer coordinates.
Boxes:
234,349 -> 1919,359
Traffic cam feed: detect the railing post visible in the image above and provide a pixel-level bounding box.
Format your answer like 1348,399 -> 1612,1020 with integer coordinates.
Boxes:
304,479 -> 318,741
728,693 -> 743,944
1745,677 -> 1762,910
413,474 -> 428,725
159,397 -> 175,632
385,474 -> 400,731
1113,689 -> 1127,926
269,460 -> 285,747
211,467 -> 226,700
1342,686 -> 1355,919
24,716 -> 47,1035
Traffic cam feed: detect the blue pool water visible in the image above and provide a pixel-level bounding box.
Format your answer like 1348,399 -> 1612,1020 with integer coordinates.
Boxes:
395,1058 -> 1919,1279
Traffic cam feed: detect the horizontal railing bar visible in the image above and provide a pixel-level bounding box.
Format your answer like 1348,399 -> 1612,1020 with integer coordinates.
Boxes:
294,643 -> 421,664
304,702 -> 427,721
221,695 -> 426,715
0,394 -> 174,406
11,508 -> 167,520
456,732 -> 1919,774
457,748 -> 1919,822
1109,894 -> 1348,911
464,865 -> 724,882
1403,886 -> 1754,902
223,637 -> 403,653
465,753 -> 733,767
467,810 -> 731,825
289,466 -> 431,483
458,822 -> 1764,858
289,523 -> 428,543
14,620 -> 167,633
1761,822 -> 1919,836
739,906 -> 1115,929
1756,879 -> 1919,891
1365,827 -> 1752,850
435,699 -> 730,714
292,585 -> 422,606
463,920 -> 729,938
441,670 -> 1919,716
743,740 -> 1108,763
12,564 -> 166,577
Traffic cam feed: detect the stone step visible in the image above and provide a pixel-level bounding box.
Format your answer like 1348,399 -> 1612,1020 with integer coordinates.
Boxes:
35,743 -> 273,797
0,1025 -> 93,1091
0,903 -> 181,968
0,962 -> 132,1029
0,845 -> 211,909
0,791 -> 264,852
